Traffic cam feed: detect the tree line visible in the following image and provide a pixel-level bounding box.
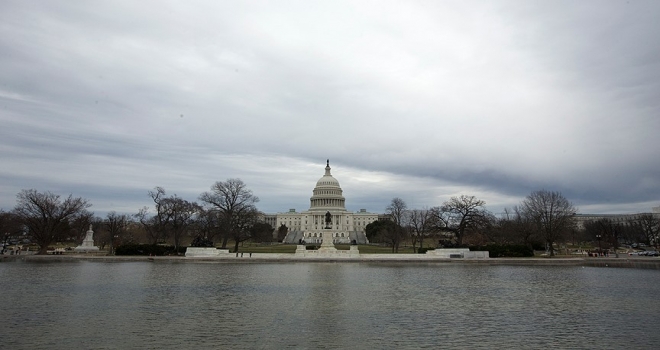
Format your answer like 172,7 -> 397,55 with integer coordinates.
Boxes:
2,179 -> 273,254
367,190 -> 659,256
3,185 -> 658,256
581,213 -> 660,257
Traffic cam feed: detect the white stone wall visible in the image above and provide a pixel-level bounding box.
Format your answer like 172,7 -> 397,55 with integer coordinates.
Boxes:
185,247 -> 230,257
274,208 -> 378,244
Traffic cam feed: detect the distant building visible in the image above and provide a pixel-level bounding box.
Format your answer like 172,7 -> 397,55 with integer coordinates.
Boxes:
260,213 -> 277,229
574,211 -> 660,230
267,160 -> 378,244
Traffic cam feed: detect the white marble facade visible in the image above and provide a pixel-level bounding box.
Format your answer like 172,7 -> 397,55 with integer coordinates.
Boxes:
277,160 -> 377,244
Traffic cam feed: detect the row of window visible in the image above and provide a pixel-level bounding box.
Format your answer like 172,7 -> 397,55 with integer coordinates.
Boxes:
307,232 -> 346,238
314,190 -> 342,195
311,199 -> 344,204
278,216 -> 377,227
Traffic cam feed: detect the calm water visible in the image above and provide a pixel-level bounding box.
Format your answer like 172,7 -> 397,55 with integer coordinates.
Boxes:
1,260 -> 659,349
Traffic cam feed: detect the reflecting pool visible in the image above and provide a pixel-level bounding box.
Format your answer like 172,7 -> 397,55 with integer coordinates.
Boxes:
1,260 -> 659,349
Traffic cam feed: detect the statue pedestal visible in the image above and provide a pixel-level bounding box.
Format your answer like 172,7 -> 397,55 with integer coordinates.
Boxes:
318,231 -> 337,251
74,226 -> 99,252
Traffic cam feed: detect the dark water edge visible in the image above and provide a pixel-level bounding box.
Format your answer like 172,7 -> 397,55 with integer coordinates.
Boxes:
4,254 -> 660,269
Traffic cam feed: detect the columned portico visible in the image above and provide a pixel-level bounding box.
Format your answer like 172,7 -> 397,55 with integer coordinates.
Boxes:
278,160 -> 378,245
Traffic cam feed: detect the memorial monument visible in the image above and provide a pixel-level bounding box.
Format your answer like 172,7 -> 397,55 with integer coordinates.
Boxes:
318,210 -> 338,251
74,224 -> 100,252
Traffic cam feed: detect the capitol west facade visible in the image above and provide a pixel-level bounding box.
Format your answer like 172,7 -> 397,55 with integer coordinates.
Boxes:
265,160 -> 377,244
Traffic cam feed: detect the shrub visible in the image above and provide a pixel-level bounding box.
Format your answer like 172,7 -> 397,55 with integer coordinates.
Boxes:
190,236 -> 214,247
531,242 -> 545,251
470,244 -> 533,258
418,247 -> 435,254
115,244 -> 186,256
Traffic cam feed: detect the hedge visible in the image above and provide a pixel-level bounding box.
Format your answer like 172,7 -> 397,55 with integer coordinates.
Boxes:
115,244 -> 187,256
469,244 -> 534,258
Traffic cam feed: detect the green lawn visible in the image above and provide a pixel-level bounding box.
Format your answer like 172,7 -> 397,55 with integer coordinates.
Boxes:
234,244 -> 297,253
231,242 -> 420,254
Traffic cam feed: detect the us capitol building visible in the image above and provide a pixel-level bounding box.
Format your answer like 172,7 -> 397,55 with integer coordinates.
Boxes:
263,160 -> 378,244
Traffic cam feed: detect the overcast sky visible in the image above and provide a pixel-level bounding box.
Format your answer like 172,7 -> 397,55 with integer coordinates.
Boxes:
1,0 -> 659,217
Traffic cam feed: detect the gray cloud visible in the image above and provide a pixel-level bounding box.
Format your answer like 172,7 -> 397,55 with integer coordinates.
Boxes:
1,0 -> 659,217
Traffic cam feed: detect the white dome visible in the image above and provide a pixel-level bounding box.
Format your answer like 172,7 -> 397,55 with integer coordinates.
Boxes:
309,160 -> 345,210
316,169 -> 341,188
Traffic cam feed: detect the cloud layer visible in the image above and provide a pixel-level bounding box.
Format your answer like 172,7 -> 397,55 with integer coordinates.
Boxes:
1,0 -> 659,216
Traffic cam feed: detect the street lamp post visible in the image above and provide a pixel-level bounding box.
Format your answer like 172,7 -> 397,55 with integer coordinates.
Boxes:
596,234 -> 602,257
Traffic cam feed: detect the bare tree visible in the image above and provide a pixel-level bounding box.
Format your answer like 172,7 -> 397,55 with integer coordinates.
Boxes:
69,211 -> 96,244
199,178 -> 260,251
437,195 -> 490,246
105,212 -> 130,254
385,197 -> 408,253
1,210 -> 23,250
520,190 -> 576,257
482,208 -> 514,245
135,187 -> 201,251
409,208 -> 433,252
494,206 -> 537,247
160,195 -> 201,252
13,189 -> 91,254
583,218 -> 621,257
637,214 -> 660,249
135,187 -> 170,245
230,206 -> 261,252
619,219 -> 643,246
193,208 -> 221,244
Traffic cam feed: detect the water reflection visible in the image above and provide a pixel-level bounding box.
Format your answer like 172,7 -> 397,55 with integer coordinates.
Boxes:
1,261 -> 659,349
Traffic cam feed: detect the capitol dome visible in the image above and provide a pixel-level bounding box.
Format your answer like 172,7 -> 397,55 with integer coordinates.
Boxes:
309,160 -> 345,210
